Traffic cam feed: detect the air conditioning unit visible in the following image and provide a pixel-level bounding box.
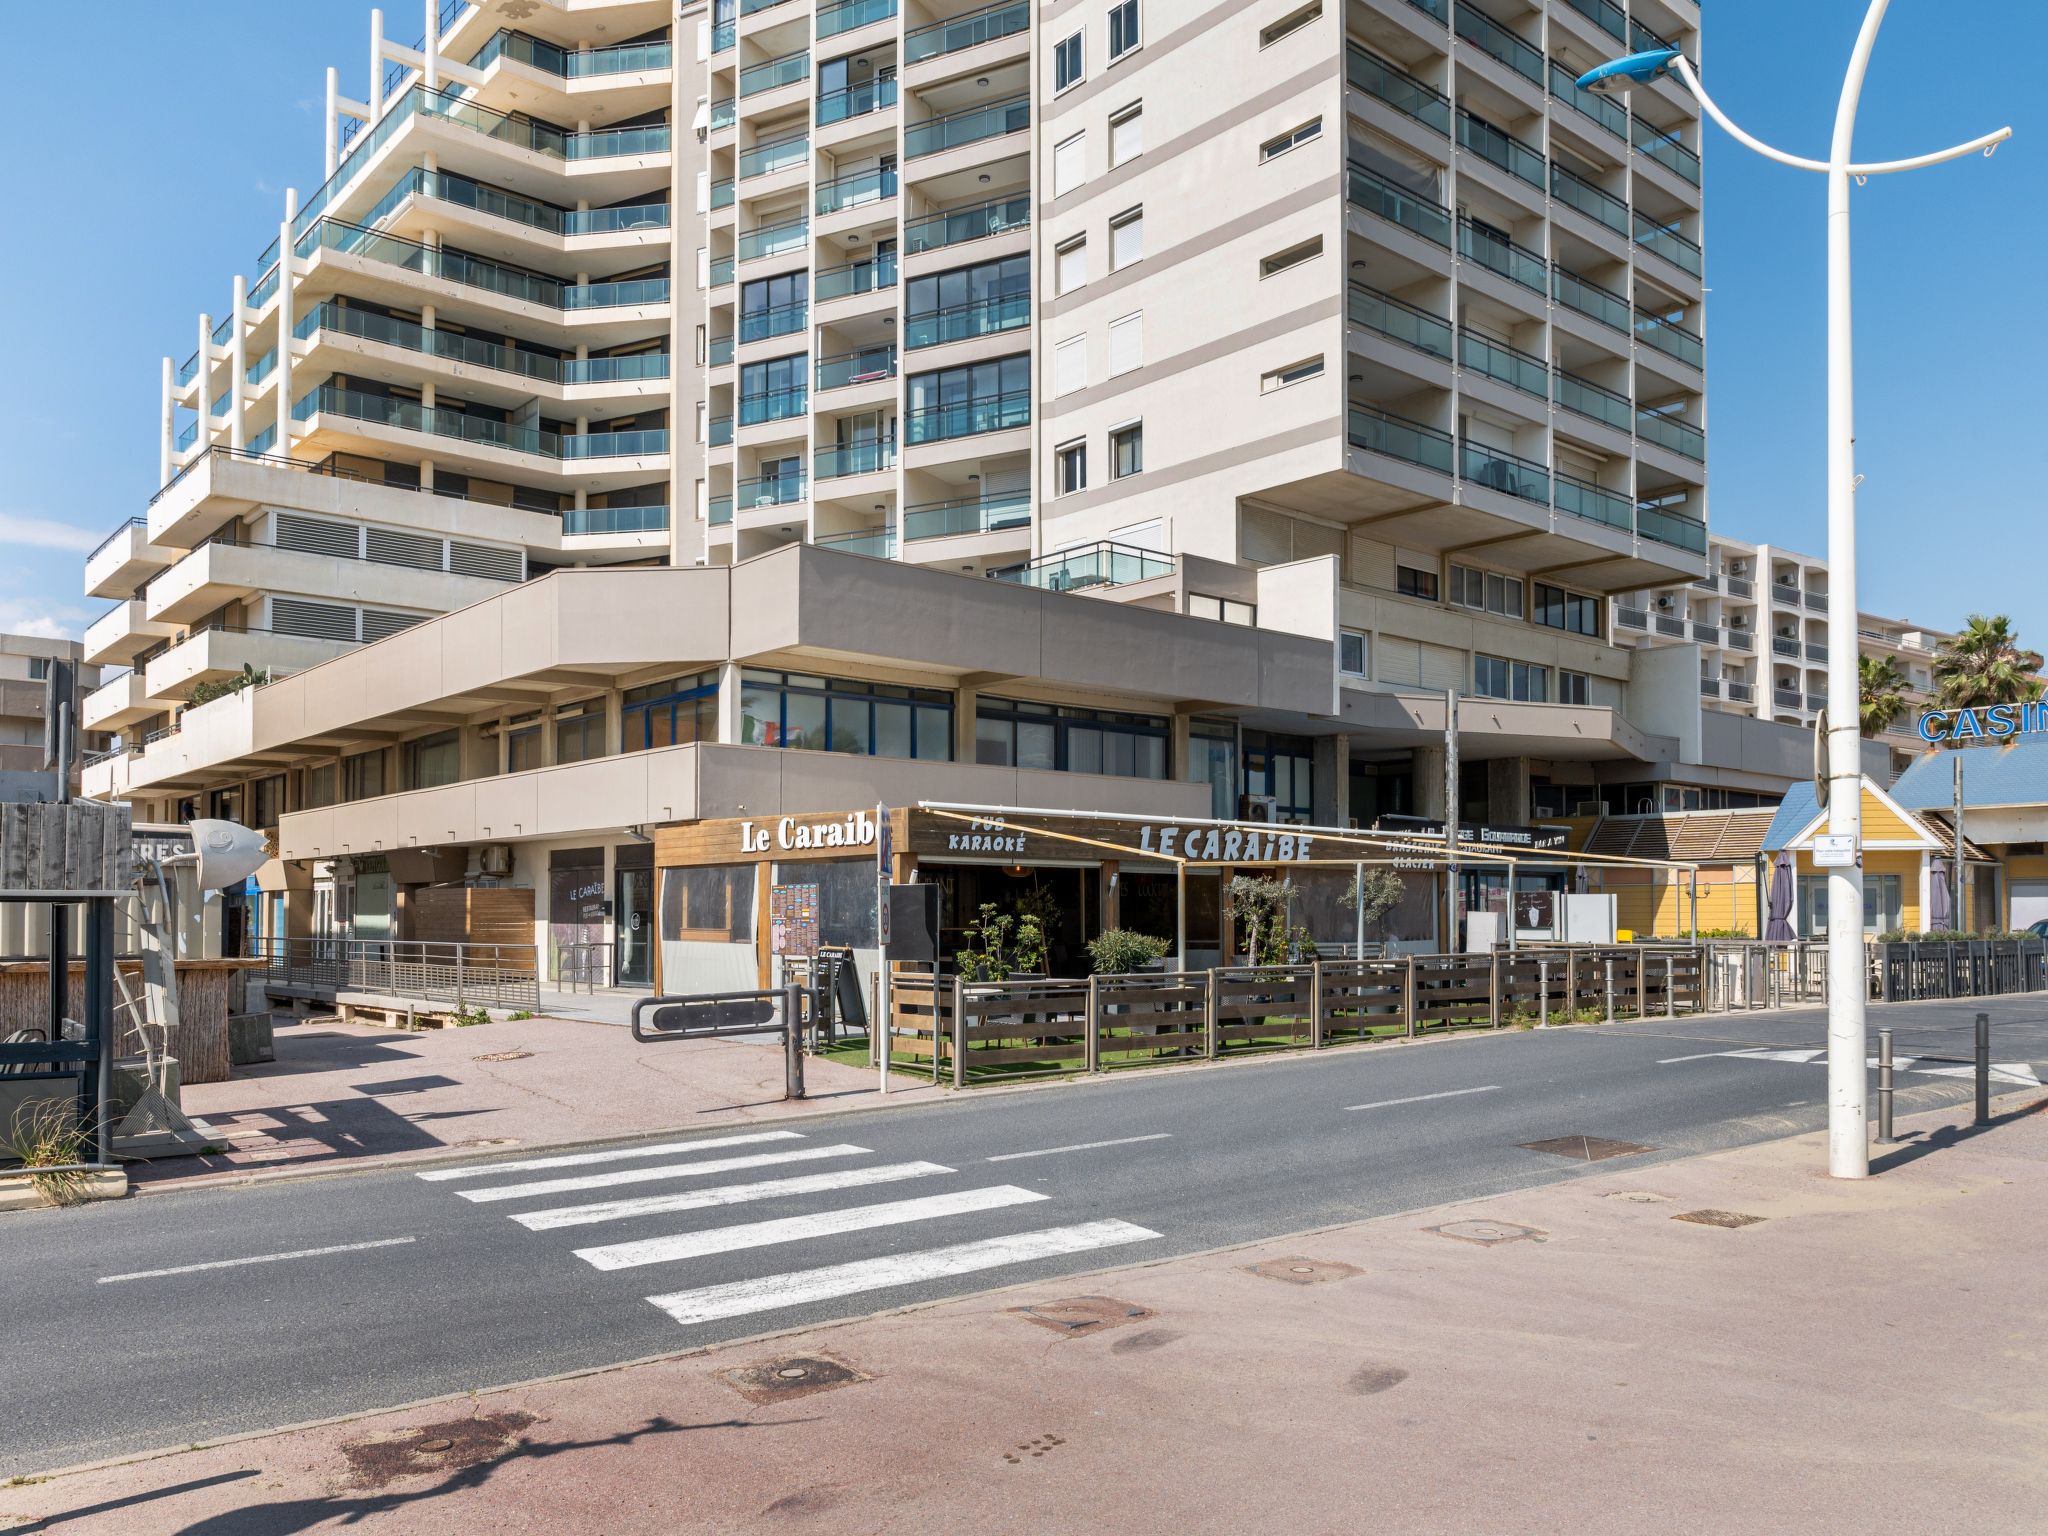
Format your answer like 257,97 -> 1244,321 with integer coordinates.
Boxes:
1239,795 -> 1280,824
1654,594 -> 1677,611
477,844 -> 515,877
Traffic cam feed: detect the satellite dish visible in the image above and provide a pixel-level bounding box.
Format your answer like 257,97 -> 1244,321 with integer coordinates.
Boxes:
186,818 -> 269,892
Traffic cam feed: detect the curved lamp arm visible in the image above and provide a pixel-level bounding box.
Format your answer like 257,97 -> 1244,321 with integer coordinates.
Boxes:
1669,54 -> 2011,177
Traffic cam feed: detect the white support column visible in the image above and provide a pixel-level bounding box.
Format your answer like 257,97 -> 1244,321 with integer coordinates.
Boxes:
716,661 -> 744,743
228,275 -> 248,452
423,0 -> 440,89
195,313 -> 213,451
276,193 -> 297,455
368,9 -> 386,125
159,357 -> 175,485
325,67 -> 340,177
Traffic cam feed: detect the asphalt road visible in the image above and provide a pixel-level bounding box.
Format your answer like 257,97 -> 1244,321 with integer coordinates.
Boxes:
6,996 -> 2045,1478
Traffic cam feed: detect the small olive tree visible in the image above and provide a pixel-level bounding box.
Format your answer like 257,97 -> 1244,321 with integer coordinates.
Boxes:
1339,867 -> 1408,939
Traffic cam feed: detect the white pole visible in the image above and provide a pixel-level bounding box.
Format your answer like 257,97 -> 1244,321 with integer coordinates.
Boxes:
423,0 -> 440,91
228,275 -> 247,452
276,194 -> 296,456
324,66 -> 340,177
368,9 -> 386,126
875,800 -> 890,1095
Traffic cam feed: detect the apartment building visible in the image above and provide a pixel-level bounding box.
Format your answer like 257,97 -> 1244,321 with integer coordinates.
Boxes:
0,635 -> 105,781
90,0 -> 1902,980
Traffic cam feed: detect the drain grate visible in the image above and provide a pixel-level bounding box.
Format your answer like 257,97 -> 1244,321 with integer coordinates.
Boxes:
1519,1135 -> 1656,1162
1246,1257 -> 1364,1285
1673,1209 -> 1764,1229
718,1353 -> 871,1403
1430,1220 -> 1545,1247
1011,1296 -> 1154,1335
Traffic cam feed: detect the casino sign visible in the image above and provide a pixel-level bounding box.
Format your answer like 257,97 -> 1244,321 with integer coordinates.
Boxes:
1916,702 -> 2048,745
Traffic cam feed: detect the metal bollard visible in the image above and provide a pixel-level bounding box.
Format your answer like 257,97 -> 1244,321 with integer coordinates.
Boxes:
1664,956 -> 1675,1019
783,982 -> 806,1100
1537,959 -> 1551,1028
1976,1011 -> 1991,1125
1876,1028 -> 1895,1144
1604,957 -> 1615,1023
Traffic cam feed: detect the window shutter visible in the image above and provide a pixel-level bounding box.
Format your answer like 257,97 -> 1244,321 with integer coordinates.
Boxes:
1054,133 -> 1086,197
1108,312 -> 1142,375
1054,337 -> 1088,396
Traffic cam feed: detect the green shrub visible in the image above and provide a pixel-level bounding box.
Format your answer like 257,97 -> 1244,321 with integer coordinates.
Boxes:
1087,928 -> 1170,974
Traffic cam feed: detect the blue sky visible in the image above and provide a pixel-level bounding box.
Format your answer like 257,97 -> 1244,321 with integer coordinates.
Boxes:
0,1 -> 2039,642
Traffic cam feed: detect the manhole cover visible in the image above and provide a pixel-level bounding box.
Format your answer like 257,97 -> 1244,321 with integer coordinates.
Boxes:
1673,1209 -> 1764,1229
1605,1190 -> 1673,1204
341,1410 -> 535,1490
1519,1135 -> 1657,1162
1012,1296 -> 1154,1335
719,1354 -> 870,1403
1246,1257 -> 1364,1285
474,1050 -> 533,1062
1430,1220 -> 1545,1247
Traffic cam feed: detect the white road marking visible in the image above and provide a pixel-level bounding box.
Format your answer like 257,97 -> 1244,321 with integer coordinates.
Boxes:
98,1237 -> 416,1285
985,1133 -> 1174,1163
1717,1048 -> 2042,1087
576,1186 -> 1048,1271
1727,1048 -> 1827,1064
1658,1050 -> 1738,1064
644,1219 -> 1163,1326
513,1162 -> 956,1231
417,1131 -> 802,1181
457,1145 -> 871,1203
1345,1085 -> 1501,1112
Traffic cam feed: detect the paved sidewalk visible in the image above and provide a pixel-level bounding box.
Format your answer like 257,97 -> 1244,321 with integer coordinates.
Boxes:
13,1090 -> 2046,1535
134,1014 -> 935,1190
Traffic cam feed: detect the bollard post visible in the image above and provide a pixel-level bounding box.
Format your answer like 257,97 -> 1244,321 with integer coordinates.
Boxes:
950,975 -> 966,1089
782,982 -> 805,1100
1310,961 -> 1325,1049
1537,959 -> 1551,1029
1205,968 -> 1219,1059
1604,957 -> 1615,1024
1085,973 -> 1101,1074
1876,1027 -> 1894,1144
1402,955 -> 1417,1040
1664,956 -> 1675,1019
1976,1011 -> 1991,1125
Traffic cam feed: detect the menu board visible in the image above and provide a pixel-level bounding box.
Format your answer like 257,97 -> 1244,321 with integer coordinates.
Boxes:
770,883 -> 820,957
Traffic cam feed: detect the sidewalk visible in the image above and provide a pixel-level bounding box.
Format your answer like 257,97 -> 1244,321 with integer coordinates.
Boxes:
132,1013 -> 937,1191
13,1091 -> 2046,1535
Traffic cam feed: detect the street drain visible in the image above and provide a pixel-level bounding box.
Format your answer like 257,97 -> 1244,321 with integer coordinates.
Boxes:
1673,1209 -> 1765,1229
1429,1220 -> 1545,1247
1246,1257 -> 1363,1285
718,1353 -> 871,1404
474,1050 -> 534,1062
341,1410 -> 536,1490
1012,1295 -> 1154,1335
1519,1135 -> 1657,1162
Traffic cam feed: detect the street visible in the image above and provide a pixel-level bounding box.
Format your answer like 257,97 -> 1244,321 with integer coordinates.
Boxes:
6,998 -> 2044,1479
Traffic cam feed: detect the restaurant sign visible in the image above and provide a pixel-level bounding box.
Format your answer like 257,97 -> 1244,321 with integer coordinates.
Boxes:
930,814 -> 1322,863
739,811 -> 880,854
1917,703 -> 2048,744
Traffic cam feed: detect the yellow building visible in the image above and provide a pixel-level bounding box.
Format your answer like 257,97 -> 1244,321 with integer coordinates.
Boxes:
1762,776 -> 1993,937
1573,809 -> 1774,938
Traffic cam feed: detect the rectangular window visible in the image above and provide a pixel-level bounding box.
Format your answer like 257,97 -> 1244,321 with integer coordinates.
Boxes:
1055,30 -> 1084,91
621,672 -> 720,752
1396,564 -> 1439,601
1189,594 -> 1256,625
507,713 -> 542,772
1260,1 -> 1320,47
27,657 -> 49,680
1108,0 -> 1139,60
1109,102 -> 1142,165
251,774 -> 285,831
1056,235 -> 1088,294
1054,335 -> 1088,395
1450,564 -> 1524,619
1476,656 -> 1549,701
1056,439 -> 1088,494
554,703 -> 605,765
1110,421 -> 1143,478
1340,630 -> 1368,676
977,698 -> 1167,780
1107,312 -> 1142,375
1262,356 -> 1323,391
304,763 -> 337,810
740,670 -> 954,761
1534,582 -> 1602,637
1054,132 -> 1086,196
1260,119 -> 1322,161
403,730 -> 461,791
1260,238 -> 1322,279
1559,670 -> 1590,705
341,749 -> 385,802
1109,207 -> 1143,270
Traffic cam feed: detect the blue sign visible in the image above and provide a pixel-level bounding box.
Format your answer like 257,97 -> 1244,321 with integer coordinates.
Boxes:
1917,703 -> 2048,744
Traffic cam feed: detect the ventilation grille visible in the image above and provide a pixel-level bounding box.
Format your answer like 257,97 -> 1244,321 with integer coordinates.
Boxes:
361,608 -> 425,643
276,514 -> 360,559
365,527 -> 443,570
270,598 -> 357,642
449,541 -> 524,581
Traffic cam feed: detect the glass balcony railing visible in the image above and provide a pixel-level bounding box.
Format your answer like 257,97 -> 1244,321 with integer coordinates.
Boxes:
250,263 -> 281,310
1346,43 -> 1450,135
905,0 -> 1028,64
1548,61 -> 1627,140
470,30 -> 673,78
991,541 -> 1172,592
176,353 -> 198,387
814,252 -> 897,299
1460,439 -> 1550,505
709,414 -> 734,446
1637,410 -> 1706,461
738,386 -> 809,426
1459,217 -> 1546,293
1553,369 -> 1631,432
564,504 -> 669,535
709,97 -> 736,130
709,255 -> 735,287
735,470 -> 807,508
568,123 -> 670,160
904,193 -> 1028,254
1457,110 -> 1544,188
1347,404 -> 1454,475
1634,216 -> 1703,276
1637,503 -> 1709,554
1347,162 -> 1452,246
742,0 -> 796,15
815,437 -> 897,477
1551,165 -> 1629,234
212,314 -> 235,346
301,217 -> 669,310
1562,0 -> 1624,42
1630,16 -> 1694,66
739,49 -> 809,97
211,388 -> 231,421
710,177 -> 736,209
1554,471 -> 1633,531
175,421 -> 198,451
562,276 -> 670,308
709,495 -> 734,525
247,424 -> 278,455
819,0 -> 896,39
906,96 -> 1029,157
294,383 -> 558,456
1635,309 -> 1704,369
904,388 -> 1029,444
1632,119 -> 1702,185
738,300 -> 808,343
737,216 -> 808,262
816,346 -> 897,391
1458,330 -> 1548,399
902,491 -> 1030,541
562,429 -> 668,459
246,347 -> 278,386
817,165 -> 897,214
712,20 -> 735,52
1403,0 -> 1447,19
1453,4 -> 1542,85
819,76 -> 898,125
297,299 -> 564,383
904,292 -> 1029,349
815,528 -> 896,559
739,131 -> 809,179
564,352 -> 672,384
1552,266 -> 1632,332
1348,284 -> 1452,359
709,335 -> 734,366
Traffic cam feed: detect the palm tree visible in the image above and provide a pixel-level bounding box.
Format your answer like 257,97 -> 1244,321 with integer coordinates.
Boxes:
1933,615 -> 2044,710
1858,654 -> 1909,738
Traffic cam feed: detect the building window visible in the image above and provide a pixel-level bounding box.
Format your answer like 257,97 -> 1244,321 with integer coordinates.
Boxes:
1450,564 -> 1523,619
554,702 -> 605,764
403,730 -> 461,791
1260,1 -> 1321,47
1260,119 -> 1322,161
1534,582 -> 1602,637
341,749 -> 386,803
1798,873 -> 1900,936
976,697 -> 1167,779
905,354 -> 1031,443
26,657 -> 48,680
1053,335 -> 1088,396
1107,312 -> 1143,377
1340,630 -> 1368,676
1260,237 -> 1322,278
1110,421 -> 1144,478
1396,564 -> 1439,601
1262,356 -> 1323,391
1054,132 -> 1086,196
1108,0 -> 1139,61
740,670 -> 954,760
622,672 -> 719,751
1242,730 -> 1313,821
507,712 -> 542,772
1056,439 -> 1088,494
661,864 -> 755,944
305,763 -> 337,810
251,775 -> 285,831
904,253 -> 1030,348
1559,670 -> 1590,705
1109,102 -> 1142,165
1189,594 -> 1255,625
1474,655 -> 1549,702
1056,234 -> 1088,294
1109,207 -> 1143,270
1055,30 -> 1084,91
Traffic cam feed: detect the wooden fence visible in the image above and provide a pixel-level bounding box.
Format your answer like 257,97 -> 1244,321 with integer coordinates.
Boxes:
886,946 -> 1708,1087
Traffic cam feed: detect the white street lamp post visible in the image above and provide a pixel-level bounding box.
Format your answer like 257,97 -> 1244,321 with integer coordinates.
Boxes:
1581,3 -> 2010,1179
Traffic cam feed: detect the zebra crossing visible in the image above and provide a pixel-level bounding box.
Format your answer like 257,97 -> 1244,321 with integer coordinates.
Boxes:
417,1129 -> 1162,1330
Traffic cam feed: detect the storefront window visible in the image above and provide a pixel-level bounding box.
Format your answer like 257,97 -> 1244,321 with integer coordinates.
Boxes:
774,860 -> 879,949
739,671 -> 953,760
1189,720 -> 1237,820
623,672 -> 719,752
1798,873 -> 1901,935
661,865 -> 756,942
975,698 -> 1167,779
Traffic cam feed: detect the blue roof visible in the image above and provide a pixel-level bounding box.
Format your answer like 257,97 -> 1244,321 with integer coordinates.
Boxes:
1764,782 -> 1821,851
1892,737 -> 2048,810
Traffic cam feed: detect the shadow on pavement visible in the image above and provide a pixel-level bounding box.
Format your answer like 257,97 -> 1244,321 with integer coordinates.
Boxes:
1871,1093 -> 2048,1175
4,1470 -> 261,1534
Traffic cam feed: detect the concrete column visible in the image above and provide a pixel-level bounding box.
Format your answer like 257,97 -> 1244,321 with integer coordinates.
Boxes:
324,67 -> 340,177
195,313 -> 212,450
1413,745 -> 1447,819
423,0 -> 440,90
1312,733 -> 1349,828
228,275 -> 248,451
1485,758 -> 1531,828
159,357 -> 174,485
954,685 -> 980,762
419,459 -> 435,490
275,205 -> 296,454
716,661 -> 745,744
368,10 -> 386,124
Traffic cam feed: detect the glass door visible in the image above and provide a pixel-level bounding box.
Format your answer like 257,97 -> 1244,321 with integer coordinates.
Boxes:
616,867 -> 655,987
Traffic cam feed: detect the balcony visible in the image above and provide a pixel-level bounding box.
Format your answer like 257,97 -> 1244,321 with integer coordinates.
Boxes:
1635,310 -> 1704,370
710,97 -> 736,130
815,438 -> 898,478
905,0 -> 1028,64
1774,687 -> 1803,710
564,353 -> 672,385
1635,215 -> 1703,277
904,193 -> 1029,256
738,387 -> 809,427
1806,692 -> 1827,711
819,77 -> 898,126
81,670 -> 155,732
903,491 -> 1030,541
738,215 -> 808,263
817,165 -> 897,215
294,384 -> 558,457
1654,615 -> 1684,638
709,496 -> 734,526
300,219 -> 670,311
1459,219 -> 1547,294
709,415 -> 734,447
1727,630 -> 1755,652
905,389 -> 1029,445
1637,410 -> 1706,462
710,255 -> 735,287
816,251 -> 898,300
739,131 -> 809,180
1458,330 -> 1547,400
83,600 -> 178,667
1691,622 -> 1719,644
739,49 -> 809,98
709,335 -> 734,366
1453,4 -> 1542,85
1348,162 -> 1452,247
816,345 -> 898,391
298,300 -> 562,386
1632,119 -> 1702,186
85,518 -> 172,600
1726,576 -> 1754,598
736,470 -> 807,510
1693,574 -> 1719,592
1550,165 -> 1628,235
738,299 -> 808,343
1616,605 -> 1647,631
1553,267 -> 1630,333
1804,591 -> 1829,612
906,95 -> 1029,158
1772,635 -> 1801,659
814,527 -> 896,559
1726,680 -> 1755,703
905,292 -> 1030,349
1460,440 -> 1549,506
1548,60 -> 1626,141
712,20 -> 734,51
1555,473 -> 1633,533
1635,503 -> 1707,554
1347,44 -> 1450,135
820,0 -> 897,39
1771,583 -> 1800,608
1348,405 -> 1453,476
1553,370 -> 1630,432
1456,110 -> 1544,190
471,31 -> 674,78
561,429 -> 669,460
563,505 -> 669,535
1806,643 -> 1829,664
1349,284 -> 1451,360
1561,0 -> 1625,43
1699,678 -> 1720,698
992,541 -> 1172,593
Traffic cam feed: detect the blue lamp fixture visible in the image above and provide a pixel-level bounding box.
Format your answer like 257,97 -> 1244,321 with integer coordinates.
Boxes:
1574,48 -> 1680,96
